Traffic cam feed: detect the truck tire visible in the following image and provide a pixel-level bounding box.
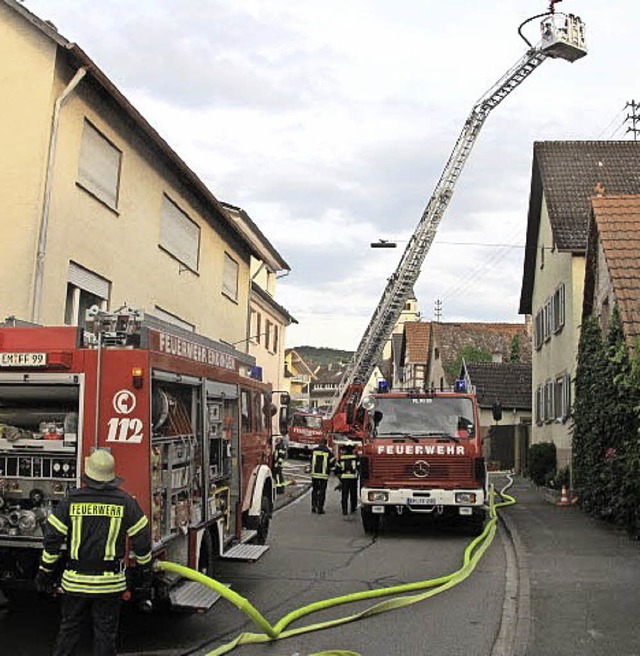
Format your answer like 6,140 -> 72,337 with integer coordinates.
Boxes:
198,529 -> 216,578
254,494 -> 272,545
361,507 -> 380,534
467,508 -> 487,537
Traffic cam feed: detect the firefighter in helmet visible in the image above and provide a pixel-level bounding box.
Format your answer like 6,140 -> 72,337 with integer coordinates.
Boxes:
335,441 -> 360,515
36,448 -> 153,656
310,438 -> 336,514
272,436 -> 288,494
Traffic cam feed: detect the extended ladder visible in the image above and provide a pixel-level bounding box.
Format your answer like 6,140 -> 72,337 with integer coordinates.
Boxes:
326,13 -> 586,417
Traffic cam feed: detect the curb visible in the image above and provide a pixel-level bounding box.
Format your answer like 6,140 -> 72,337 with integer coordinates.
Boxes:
495,505 -> 532,656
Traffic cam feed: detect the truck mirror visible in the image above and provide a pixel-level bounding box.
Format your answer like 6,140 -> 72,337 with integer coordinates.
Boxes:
279,406 -> 290,435
373,410 -> 383,427
280,393 -> 291,406
492,402 -> 502,422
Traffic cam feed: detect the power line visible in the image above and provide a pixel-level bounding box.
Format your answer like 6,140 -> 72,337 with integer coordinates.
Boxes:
595,104 -> 626,139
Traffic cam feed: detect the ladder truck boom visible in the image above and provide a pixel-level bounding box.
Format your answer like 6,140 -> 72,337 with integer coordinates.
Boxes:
326,10 -> 586,419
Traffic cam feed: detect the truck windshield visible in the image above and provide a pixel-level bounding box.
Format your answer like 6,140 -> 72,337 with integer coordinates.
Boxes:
291,414 -> 323,429
372,396 -> 475,439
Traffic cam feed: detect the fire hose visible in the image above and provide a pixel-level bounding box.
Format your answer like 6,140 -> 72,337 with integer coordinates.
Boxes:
157,473 -> 516,656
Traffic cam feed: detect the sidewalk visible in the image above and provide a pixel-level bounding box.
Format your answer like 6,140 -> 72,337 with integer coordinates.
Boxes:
500,476 -> 640,656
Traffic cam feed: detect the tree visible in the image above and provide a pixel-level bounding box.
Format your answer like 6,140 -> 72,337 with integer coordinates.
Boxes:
445,345 -> 492,380
509,334 -> 521,362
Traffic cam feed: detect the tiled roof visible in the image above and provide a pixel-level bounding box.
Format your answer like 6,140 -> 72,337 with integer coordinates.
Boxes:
403,322 -> 431,364
520,141 -> 640,313
433,322 -> 532,375
590,195 -> 640,346
312,363 -> 346,384
465,362 -> 532,410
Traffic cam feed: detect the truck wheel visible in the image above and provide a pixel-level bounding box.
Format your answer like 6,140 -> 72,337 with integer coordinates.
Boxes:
254,495 -> 272,545
198,529 -> 216,578
467,509 -> 487,537
361,508 -> 380,534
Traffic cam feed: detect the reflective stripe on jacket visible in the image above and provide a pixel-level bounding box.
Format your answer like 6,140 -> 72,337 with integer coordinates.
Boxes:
311,447 -> 335,479
40,482 -> 152,596
336,453 -> 359,479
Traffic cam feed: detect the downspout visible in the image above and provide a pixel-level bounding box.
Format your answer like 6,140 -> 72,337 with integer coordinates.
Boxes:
32,66 -> 87,323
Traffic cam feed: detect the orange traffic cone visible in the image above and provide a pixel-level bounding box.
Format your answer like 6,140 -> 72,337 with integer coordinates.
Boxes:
556,485 -> 571,507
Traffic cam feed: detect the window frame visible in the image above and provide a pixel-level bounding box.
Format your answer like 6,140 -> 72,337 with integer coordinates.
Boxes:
159,195 -> 201,272
222,252 -> 239,301
77,120 -> 122,210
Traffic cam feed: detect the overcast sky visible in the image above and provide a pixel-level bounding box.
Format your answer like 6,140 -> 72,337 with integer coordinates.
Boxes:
24,0 -> 637,349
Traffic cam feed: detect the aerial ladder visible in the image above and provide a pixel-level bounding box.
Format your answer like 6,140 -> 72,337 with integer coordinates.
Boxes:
325,4 -> 586,422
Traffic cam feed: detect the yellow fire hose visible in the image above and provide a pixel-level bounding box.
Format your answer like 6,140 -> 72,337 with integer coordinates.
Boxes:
157,474 -> 516,656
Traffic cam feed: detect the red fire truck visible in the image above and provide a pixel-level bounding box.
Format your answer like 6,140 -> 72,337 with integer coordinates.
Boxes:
326,386 -> 487,534
0,308 -> 284,611
286,410 -> 325,458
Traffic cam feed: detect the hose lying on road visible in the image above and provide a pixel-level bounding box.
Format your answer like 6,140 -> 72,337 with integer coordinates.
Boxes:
157,473 -> 516,656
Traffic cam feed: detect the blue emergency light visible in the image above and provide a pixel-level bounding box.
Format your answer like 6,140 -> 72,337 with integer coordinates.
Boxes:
454,379 -> 467,393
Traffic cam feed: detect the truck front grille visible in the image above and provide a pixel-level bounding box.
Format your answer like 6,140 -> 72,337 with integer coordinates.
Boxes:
371,456 -> 474,486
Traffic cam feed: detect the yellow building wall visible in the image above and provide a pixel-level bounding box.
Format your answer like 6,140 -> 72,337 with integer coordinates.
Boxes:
0,4 -> 57,320
2,9 -> 251,347
530,192 -> 584,467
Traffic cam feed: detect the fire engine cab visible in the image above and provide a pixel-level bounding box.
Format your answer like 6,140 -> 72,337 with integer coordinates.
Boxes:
0,307 -> 283,611
354,385 -> 487,534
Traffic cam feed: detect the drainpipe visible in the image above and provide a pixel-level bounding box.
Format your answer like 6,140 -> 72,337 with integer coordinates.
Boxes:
31,66 -> 87,323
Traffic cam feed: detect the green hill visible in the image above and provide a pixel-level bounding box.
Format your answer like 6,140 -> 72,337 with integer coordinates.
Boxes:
293,345 -> 354,366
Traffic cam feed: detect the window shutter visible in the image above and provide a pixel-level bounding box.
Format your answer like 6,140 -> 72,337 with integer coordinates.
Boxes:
160,196 -> 200,271
68,262 -> 110,299
78,121 -> 121,207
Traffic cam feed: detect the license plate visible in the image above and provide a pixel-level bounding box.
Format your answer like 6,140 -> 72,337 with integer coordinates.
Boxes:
409,497 -> 434,506
371,506 -> 385,514
459,507 -> 472,516
0,352 -> 48,367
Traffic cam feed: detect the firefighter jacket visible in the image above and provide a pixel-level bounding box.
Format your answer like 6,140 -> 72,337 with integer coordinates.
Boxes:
311,446 -> 336,479
273,443 -> 287,470
39,480 -> 152,596
335,453 -> 360,479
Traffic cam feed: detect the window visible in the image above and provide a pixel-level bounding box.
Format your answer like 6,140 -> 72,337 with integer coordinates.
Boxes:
544,380 -> 554,423
64,262 -> 110,326
554,372 -> 571,422
265,320 -> 272,350
553,283 -> 566,333
253,392 -> 264,432
222,253 -> 239,300
160,195 -> 200,271
77,121 -> 121,208
535,385 -> 544,425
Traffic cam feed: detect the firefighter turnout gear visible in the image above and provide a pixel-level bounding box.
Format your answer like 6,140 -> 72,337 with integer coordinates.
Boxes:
311,441 -> 336,514
273,438 -> 287,494
335,446 -> 360,515
39,450 -> 152,656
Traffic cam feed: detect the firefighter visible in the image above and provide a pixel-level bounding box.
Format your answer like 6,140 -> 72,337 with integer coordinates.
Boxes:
310,438 -> 336,514
335,442 -> 360,515
273,436 -> 287,495
35,449 -> 153,656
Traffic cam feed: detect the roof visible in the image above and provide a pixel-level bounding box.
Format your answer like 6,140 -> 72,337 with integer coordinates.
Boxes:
464,362 -> 532,410
520,141 -> 640,313
432,322 -> 532,376
311,364 -> 346,385
222,203 -> 290,272
401,322 -> 431,365
4,0 -> 287,266
250,282 -> 297,325
587,195 -> 640,346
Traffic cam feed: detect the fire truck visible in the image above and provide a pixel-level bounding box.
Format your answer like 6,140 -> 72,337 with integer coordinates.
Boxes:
286,410 -> 325,458
318,6 -> 587,534
0,307 -> 285,611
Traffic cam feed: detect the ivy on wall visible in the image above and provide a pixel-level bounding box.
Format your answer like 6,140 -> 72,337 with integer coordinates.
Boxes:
572,307 -> 640,537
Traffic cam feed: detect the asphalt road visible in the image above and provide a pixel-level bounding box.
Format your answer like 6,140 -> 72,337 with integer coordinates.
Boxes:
0,462 -> 508,655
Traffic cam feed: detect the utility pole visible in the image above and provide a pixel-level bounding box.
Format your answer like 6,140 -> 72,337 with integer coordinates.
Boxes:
434,299 -> 442,322
625,100 -> 640,141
